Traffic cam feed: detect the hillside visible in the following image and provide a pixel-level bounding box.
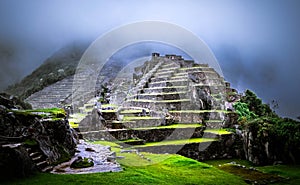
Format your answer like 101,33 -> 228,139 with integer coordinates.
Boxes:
4,41 -> 89,100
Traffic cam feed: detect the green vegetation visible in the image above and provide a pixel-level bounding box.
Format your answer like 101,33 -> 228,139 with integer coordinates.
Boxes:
240,89 -> 275,117
258,165 -> 300,185
28,108 -> 66,118
120,109 -> 150,114
5,43 -> 87,100
101,104 -> 118,108
233,101 -> 257,121
133,123 -> 203,130
3,141 -> 300,184
13,107 -> 66,119
205,159 -> 300,185
23,138 -> 38,146
134,138 -> 217,147
204,129 -> 233,135
68,113 -> 86,128
234,89 -> 300,164
70,158 -> 94,169
2,140 -> 248,185
123,116 -> 161,121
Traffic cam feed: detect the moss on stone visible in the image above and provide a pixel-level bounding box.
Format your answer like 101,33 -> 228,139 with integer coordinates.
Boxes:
134,138 -> 218,147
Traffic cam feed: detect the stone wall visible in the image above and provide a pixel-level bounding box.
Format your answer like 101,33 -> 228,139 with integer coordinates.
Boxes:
137,134 -> 241,161
82,127 -> 205,142
0,95 -> 77,177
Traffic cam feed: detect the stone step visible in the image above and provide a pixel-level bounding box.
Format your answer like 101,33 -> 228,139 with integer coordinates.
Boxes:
36,160 -> 48,168
169,110 -> 235,128
118,117 -> 164,128
156,67 -> 179,73
81,124 -> 205,142
41,166 -> 53,173
178,66 -> 214,72
143,86 -> 188,94
193,84 -> 226,94
133,138 -> 218,154
128,91 -> 189,100
32,155 -> 43,161
118,108 -> 150,117
150,76 -> 171,82
148,79 -> 189,88
174,71 -> 220,79
123,99 -> 192,111
153,73 -> 173,78
160,63 -> 180,68
29,152 -> 40,157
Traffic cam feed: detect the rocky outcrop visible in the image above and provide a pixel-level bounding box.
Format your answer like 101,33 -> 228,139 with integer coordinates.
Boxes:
0,95 -> 77,178
241,119 -> 300,165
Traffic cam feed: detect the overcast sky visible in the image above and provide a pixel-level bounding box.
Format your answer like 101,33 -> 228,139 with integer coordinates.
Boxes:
0,0 -> 300,118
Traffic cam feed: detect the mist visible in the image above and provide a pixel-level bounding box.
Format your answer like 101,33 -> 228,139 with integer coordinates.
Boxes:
0,0 -> 300,118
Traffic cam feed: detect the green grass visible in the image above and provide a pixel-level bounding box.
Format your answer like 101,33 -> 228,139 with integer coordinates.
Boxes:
257,165 -> 300,185
204,159 -> 300,185
15,107 -> 66,119
120,109 -> 150,114
68,113 -> 87,128
204,129 -> 233,135
5,141 -> 299,185
123,116 -> 161,121
101,104 -> 118,108
2,140 -> 247,185
134,138 -> 217,148
133,123 -> 203,130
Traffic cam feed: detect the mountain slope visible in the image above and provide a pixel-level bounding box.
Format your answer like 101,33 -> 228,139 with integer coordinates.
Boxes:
5,41 -> 89,100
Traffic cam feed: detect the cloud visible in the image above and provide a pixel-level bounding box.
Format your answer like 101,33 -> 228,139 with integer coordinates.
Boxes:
0,0 -> 300,118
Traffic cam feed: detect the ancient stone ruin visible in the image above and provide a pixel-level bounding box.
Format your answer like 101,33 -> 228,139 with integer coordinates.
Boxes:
77,53 -> 240,161
0,93 -> 120,177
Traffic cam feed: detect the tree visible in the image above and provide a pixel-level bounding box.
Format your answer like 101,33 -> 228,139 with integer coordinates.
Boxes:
240,89 -> 274,117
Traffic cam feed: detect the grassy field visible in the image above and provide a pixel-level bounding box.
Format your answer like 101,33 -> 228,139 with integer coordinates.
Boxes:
205,159 -> 300,185
2,141 -> 300,185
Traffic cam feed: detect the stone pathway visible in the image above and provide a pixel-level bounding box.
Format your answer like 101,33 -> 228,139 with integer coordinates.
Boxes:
52,140 -> 122,174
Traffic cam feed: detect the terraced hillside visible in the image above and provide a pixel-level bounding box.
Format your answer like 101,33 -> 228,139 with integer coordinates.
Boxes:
78,53 -> 239,161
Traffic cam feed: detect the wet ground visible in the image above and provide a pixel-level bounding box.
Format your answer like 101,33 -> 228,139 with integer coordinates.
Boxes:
52,140 -> 122,174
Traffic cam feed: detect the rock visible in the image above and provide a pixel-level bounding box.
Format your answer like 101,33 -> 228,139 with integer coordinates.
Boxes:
70,156 -> 94,169
85,147 -> 95,152
0,95 -> 78,178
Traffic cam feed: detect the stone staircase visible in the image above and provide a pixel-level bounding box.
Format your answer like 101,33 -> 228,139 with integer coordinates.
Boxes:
26,70 -> 97,110
24,145 -> 53,172
79,54 -> 238,161
26,76 -> 74,109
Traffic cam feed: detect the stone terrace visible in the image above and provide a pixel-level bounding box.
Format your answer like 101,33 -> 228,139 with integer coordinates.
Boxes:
78,53 -> 238,161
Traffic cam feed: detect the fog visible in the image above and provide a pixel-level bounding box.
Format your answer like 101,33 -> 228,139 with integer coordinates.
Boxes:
0,0 -> 300,118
